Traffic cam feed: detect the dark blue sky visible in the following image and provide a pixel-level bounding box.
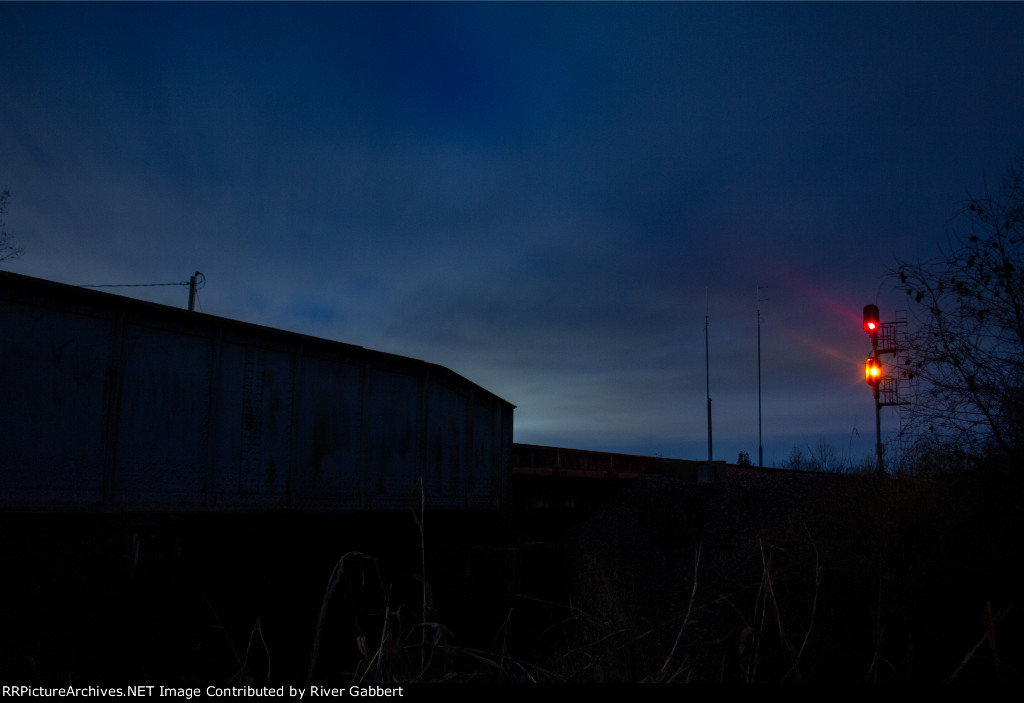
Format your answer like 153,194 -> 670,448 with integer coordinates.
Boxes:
3,2 -> 1023,466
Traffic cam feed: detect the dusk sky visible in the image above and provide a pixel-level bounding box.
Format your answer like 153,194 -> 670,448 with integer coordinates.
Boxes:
2,2 -> 1023,467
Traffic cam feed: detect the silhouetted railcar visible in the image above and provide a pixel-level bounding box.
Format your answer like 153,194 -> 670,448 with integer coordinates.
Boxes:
512,443 -> 716,481
0,271 -> 513,512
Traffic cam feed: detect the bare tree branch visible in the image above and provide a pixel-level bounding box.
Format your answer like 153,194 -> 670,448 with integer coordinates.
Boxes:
890,152 -> 1024,458
0,186 -> 24,266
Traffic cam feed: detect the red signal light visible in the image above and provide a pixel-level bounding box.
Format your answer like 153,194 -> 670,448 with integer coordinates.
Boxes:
863,304 -> 880,334
865,356 -> 882,386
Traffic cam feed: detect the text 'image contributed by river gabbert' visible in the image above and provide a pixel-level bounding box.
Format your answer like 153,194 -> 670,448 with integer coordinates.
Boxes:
2,686 -> 406,699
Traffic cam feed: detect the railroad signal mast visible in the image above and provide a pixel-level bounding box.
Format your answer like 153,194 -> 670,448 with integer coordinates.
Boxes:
863,304 -> 908,472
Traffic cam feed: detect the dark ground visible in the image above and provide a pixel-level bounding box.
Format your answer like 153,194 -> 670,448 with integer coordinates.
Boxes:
545,463 -> 1024,683
1,463 -> 1022,684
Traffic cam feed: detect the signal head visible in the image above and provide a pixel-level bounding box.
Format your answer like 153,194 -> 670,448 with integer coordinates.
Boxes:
863,304 -> 880,334
865,356 -> 882,386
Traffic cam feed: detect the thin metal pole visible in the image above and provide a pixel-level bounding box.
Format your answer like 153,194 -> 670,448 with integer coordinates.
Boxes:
757,308 -> 763,467
875,388 -> 883,473
705,297 -> 712,463
870,328 -> 883,473
188,274 -> 197,312
757,285 -> 763,468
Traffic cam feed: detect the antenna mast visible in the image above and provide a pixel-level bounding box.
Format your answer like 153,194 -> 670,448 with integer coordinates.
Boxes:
705,291 -> 712,463
757,284 -> 768,467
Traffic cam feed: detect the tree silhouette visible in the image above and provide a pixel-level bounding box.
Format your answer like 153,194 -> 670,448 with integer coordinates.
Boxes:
0,187 -> 23,266
893,152 -> 1024,456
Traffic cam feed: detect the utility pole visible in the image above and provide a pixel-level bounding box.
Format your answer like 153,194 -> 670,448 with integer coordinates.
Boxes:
187,271 -> 204,312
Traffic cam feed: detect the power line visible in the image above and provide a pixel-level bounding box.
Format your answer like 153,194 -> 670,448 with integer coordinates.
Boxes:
79,272 -> 205,311
80,281 -> 189,288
